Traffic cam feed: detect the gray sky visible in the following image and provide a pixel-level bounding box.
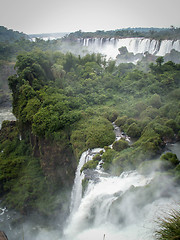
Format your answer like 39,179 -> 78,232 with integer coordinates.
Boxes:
0,0 -> 180,34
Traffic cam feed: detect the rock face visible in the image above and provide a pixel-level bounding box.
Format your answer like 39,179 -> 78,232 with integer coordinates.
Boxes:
0,231 -> 8,240
31,134 -> 77,188
0,92 -> 11,108
0,63 -> 16,108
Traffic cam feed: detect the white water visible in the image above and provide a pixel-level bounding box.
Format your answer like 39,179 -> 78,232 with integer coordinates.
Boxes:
65,171 -> 152,240
63,122 -> 180,240
79,37 -> 180,59
70,148 -> 104,216
64,164 -> 180,240
70,123 -> 129,216
64,124 -> 152,240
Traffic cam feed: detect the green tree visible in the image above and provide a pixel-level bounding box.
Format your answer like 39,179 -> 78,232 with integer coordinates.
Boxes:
156,57 -> 164,67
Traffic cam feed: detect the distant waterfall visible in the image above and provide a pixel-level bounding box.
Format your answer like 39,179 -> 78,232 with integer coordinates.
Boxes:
78,37 -> 180,59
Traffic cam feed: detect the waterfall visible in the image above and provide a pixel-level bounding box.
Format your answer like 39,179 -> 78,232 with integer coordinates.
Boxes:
78,37 -> 180,59
69,148 -> 104,216
64,171 -> 152,240
65,124 -> 152,239
62,122 -> 179,240
70,123 -> 130,216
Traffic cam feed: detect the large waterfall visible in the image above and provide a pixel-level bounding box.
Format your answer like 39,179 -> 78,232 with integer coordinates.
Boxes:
78,37 -> 180,59
65,170 -> 153,240
61,125 -> 177,240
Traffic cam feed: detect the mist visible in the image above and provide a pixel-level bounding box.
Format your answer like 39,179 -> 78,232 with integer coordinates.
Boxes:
62,166 -> 179,240
1,112 -> 179,240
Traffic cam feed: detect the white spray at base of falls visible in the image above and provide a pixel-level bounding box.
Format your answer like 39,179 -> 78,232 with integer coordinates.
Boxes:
65,171 -> 152,239
64,167 -> 179,240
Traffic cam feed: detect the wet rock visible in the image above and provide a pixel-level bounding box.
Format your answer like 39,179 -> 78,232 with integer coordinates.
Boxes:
0,231 -> 8,240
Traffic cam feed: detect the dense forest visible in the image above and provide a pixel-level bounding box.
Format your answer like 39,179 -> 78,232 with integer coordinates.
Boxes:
0,26 -> 180,239
0,26 -> 29,42
1,50 -> 180,211
66,27 -> 180,40
0,27 -> 76,107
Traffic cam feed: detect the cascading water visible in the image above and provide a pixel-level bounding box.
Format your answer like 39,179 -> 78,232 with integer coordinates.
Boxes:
65,171 -> 152,240
69,123 -> 128,216
69,148 -> 104,216
64,125 -> 152,240
63,123 -> 179,240
79,37 -> 180,59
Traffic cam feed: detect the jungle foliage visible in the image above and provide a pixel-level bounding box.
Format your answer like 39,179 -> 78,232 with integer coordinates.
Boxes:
0,48 -> 180,214
66,27 -> 180,40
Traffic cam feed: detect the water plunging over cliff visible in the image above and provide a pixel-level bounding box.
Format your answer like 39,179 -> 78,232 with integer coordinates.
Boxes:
70,148 -> 104,216
65,171 -> 152,240
64,125 -> 152,239
69,123 -> 129,216
63,123 -> 179,240
78,37 -> 180,59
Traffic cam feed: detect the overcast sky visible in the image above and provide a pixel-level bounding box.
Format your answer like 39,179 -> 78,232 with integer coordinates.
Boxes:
0,0 -> 180,34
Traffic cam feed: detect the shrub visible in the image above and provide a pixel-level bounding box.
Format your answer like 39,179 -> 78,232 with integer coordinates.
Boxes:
165,119 -> 178,133
140,106 -> 159,119
160,152 -> 179,168
126,118 -> 137,125
114,116 -> 128,127
134,101 -> 147,116
154,208 -> 180,240
174,164 -> 180,184
133,127 -> 163,157
71,116 -> 115,158
126,122 -> 141,138
102,149 -> 117,171
112,139 -> 129,152
93,154 -> 101,161
149,94 -> 162,109
81,160 -> 99,172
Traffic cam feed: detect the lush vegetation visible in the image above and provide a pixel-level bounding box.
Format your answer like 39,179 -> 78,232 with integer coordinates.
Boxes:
66,27 -> 180,40
0,31 -> 180,220
0,26 -> 28,42
154,208 -> 180,240
0,121 -> 61,216
0,27 -> 70,108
